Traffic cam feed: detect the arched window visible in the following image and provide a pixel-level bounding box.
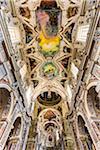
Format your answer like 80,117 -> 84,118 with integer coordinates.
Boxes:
0,88 -> 11,121
87,86 -> 100,117
4,117 -> 21,150
78,115 -> 96,150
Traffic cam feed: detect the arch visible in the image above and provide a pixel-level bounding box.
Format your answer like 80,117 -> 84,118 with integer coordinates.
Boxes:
43,120 -> 62,134
0,88 -> 11,121
10,117 -> 21,136
26,80 -> 71,114
37,108 -> 63,149
0,84 -> 15,140
84,81 -> 100,117
0,83 -> 14,119
38,108 -> 62,119
37,108 -> 62,136
30,82 -> 70,115
87,86 -> 100,117
12,113 -> 24,137
4,117 -> 22,150
32,83 -> 68,101
30,81 -> 70,114
37,91 -> 61,106
77,115 -> 96,150
78,115 -> 87,135
0,83 -> 12,91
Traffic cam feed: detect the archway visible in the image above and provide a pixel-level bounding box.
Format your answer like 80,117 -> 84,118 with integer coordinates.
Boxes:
87,86 -> 100,118
4,117 -> 21,150
0,88 -> 12,138
78,115 -> 96,150
0,88 -> 11,121
36,108 -> 63,150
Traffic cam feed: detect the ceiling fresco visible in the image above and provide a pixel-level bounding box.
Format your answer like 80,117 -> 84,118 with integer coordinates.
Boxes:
36,1 -> 61,57
42,62 -> 58,79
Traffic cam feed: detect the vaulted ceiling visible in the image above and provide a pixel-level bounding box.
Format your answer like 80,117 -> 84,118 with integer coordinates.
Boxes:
0,0 -> 91,116
4,0 -> 89,112
0,0 -> 98,149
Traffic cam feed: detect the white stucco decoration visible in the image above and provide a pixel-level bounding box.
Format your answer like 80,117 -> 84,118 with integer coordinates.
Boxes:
71,62 -> 79,79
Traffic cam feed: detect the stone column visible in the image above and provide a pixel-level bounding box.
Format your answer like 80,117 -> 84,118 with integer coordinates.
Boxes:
63,117 -> 75,150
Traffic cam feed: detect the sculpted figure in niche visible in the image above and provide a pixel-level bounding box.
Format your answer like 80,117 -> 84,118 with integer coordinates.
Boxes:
17,59 -> 29,88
